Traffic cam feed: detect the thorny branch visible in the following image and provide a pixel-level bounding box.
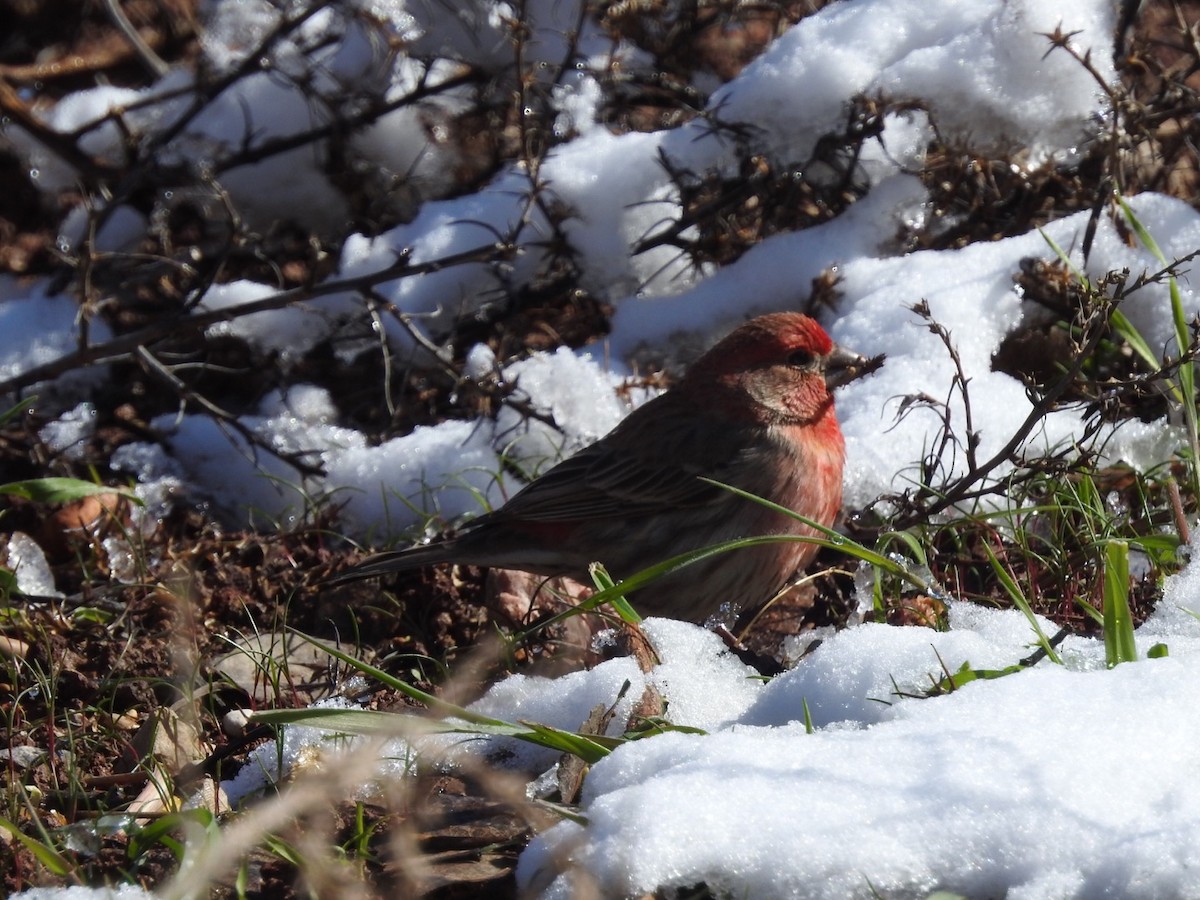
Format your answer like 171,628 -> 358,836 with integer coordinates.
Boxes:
889,254 -> 1200,530
206,68 -> 483,175
2,0 -> 606,495
136,345 -> 325,478
905,308 -> 1109,523
373,292 -> 563,437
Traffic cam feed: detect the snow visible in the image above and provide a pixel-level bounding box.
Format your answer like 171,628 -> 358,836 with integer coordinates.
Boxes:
324,416 -> 515,537
697,0 -> 1113,169
10,889 -> 154,900
5,0 -> 1200,895
6,532 -> 64,598
38,402 -> 96,461
0,283 -> 112,391
196,280 -> 332,360
521,617 -> 1200,899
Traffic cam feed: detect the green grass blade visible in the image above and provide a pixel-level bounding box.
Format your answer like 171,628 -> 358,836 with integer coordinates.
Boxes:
1038,228 -> 1091,290
1103,540 -> 1137,667
981,542 -> 1062,665
1118,194 -> 1200,499
519,480 -> 945,641
518,721 -> 616,764
1117,195 -> 1166,261
284,630 -> 523,729
0,397 -> 32,427
258,637 -> 625,762
1108,308 -> 1167,374
252,706 -> 621,762
0,815 -> 72,876
0,477 -> 142,506
127,810 -> 215,862
877,529 -> 929,567
1074,596 -> 1105,627
698,478 -> 940,591
588,562 -> 642,623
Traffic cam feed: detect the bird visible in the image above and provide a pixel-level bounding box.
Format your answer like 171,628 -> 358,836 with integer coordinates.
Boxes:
336,312 -> 874,625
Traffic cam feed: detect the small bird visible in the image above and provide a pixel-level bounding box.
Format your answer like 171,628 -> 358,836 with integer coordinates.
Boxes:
338,313 -> 875,624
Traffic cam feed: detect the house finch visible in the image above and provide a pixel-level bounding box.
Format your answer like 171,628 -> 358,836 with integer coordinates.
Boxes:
338,313 -> 873,624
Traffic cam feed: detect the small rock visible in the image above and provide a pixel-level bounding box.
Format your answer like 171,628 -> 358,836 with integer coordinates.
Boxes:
221,708 -> 254,738
0,635 -> 30,660
4,745 -> 46,769
188,776 -> 231,817
209,630 -> 339,705
50,491 -> 124,534
129,707 -> 209,774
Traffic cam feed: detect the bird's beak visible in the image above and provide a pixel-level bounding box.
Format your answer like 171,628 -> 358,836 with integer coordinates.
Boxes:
825,343 -> 885,390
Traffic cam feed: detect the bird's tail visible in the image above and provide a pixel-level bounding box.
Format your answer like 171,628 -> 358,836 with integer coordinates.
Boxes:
326,541 -> 462,584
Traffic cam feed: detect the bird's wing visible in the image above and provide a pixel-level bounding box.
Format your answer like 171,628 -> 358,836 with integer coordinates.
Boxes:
483,396 -> 751,524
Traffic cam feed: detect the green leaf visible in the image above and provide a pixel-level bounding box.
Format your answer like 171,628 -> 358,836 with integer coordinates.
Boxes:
622,717 -> 707,740
1117,195 -> 1167,263
877,529 -> 929,568
518,721 -> 615,764
284,630 -> 515,728
127,809 -> 215,862
258,637 -> 628,762
940,663 -> 1026,690
1074,596 -> 1105,628
252,706 -> 449,735
1038,228 -> 1091,291
1117,193 -> 1200,501
263,833 -> 304,867
518,479 -> 946,642
697,479 -> 939,591
0,815 -> 73,876
71,606 -> 116,625
0,477 -> 142,506
588,562 -> 642,624
1108,309 -> 1164,375
1103,540 -> 1137,667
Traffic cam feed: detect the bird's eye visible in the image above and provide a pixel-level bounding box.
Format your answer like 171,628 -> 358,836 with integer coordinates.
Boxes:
786,349 -> 815,368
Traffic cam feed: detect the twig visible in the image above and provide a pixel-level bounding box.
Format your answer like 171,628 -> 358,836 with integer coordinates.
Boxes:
377,292 -> 564,435
102,0 -> 169,78
0,242 -> 517,397
209,68 -> 481,175
1169,478 -> 1192,545
893,295 -> 1117,526
136,346 -> 325,478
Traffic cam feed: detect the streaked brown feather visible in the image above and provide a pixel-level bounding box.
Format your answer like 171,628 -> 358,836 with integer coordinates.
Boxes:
335,312 -> 866,624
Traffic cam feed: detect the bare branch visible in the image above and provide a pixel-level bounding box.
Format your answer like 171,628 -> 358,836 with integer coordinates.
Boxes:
1,241 -> 518,397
